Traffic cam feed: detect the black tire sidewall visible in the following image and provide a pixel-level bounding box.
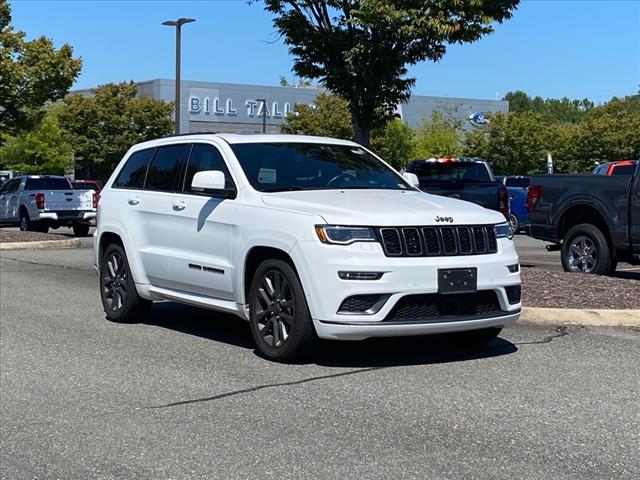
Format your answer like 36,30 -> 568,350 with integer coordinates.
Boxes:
19,212 -> 29,231
248,259 -> 315,362
561,223 -> 612,275
73,224 -> 90,237
100,243 -> 149,323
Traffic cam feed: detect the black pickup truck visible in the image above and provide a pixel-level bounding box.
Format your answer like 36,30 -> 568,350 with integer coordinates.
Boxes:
527,163 -> 640,274
405,157 -> 510,220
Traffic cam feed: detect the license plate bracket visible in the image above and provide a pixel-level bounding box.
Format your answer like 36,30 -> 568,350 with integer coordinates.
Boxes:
438,268 -> 477,294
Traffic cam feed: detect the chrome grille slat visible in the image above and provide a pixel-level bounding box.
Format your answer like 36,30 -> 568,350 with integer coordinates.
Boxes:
378,225 -> 498,258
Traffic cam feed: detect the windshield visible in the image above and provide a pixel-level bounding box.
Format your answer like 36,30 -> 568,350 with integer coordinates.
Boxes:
408,162 -> 493,186
72,182 -> 98,190
25,177 -> 71,190
612,164 -> 637,175
230,142 -> 411,192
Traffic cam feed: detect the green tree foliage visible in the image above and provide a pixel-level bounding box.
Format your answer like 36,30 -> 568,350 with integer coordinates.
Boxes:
503,90 -> 593,123
281,92 -> 353,139
0,0 -> 82,134
370,118 -> 415,170
412,109 -> 464,159
54,82 -> 174,179
0,111 -> 72,174
260,0 -> 519,146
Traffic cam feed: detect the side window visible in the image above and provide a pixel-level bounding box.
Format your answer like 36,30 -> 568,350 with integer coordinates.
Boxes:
114,149 -> 155,189
145,144 -> 191,192
0,180 -> 14,194
8,179 -> 21,193
183,144 -> 235,193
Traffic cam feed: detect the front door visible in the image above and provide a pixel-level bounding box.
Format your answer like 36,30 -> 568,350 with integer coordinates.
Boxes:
166,143 -> 237,300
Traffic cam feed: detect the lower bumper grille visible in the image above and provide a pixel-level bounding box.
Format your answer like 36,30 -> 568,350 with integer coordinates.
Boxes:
384,291 -> 504,323
505,285 -> 522,304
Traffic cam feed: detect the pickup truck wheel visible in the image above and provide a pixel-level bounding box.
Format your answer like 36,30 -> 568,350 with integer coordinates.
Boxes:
100,244 -> 151,323
249,259 -> 316,362
509,214 -> 519,235
72,223 -> 90,237
561,223 -> 613,275
19,211 -> 30,231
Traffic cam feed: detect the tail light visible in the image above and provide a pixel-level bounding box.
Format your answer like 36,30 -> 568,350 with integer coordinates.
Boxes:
498,186 -> 509,215
93,192 -> 100,209
35,193 -> 45,209
527,185 -> 542,213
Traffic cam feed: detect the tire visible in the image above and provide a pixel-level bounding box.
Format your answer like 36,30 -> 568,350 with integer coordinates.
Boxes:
446,327 -> 502,346
19,210 -> 30,231
33,222 -> 49,233
561,223 -> 613,275
509,214 -> 519,235
72,223 -> 90,237
248,259 -> 316,362
99,243 -> 151,323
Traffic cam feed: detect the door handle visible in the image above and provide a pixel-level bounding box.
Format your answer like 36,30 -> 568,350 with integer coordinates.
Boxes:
172,200 -> 186,211
128,196 -> 140,206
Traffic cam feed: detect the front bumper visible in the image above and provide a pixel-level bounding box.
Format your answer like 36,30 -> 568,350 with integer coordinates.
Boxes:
290,238 -> 521,340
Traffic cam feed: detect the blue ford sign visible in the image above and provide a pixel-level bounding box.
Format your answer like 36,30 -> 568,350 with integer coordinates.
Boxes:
469,112 -> 490,127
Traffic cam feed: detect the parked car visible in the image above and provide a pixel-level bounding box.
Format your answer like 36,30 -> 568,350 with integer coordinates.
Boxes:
0,175 -> 97,236
71,179 -> 103,192
95,134 -> 521,361
507,187 -> 529,234
527,164 -> 640,274
592,160 -> 638,176
405,157 -> 510,220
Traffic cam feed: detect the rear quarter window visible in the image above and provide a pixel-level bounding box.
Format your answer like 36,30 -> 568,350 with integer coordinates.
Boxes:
144,144 -> 191,192
113,148 -> 155,189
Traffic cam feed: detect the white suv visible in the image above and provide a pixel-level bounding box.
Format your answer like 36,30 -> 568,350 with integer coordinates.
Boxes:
95,134 -> 521,361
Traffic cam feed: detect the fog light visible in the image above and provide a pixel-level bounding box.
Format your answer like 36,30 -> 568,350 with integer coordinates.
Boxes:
507,264 -> 519,273
338,271 -> 384,280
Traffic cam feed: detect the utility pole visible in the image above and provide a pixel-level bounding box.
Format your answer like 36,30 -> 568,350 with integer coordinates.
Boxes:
162,18 -> 196,134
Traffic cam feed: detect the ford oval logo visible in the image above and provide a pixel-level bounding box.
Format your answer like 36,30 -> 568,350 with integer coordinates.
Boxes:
469,112 -> 490,127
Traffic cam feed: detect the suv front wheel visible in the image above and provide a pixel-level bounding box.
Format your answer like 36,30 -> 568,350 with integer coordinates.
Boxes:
248,259 -> 316,362
100,243 -> 151,323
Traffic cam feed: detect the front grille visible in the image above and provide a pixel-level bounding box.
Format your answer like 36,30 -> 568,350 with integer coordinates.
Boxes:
378,225 -> 498,257
384,291 -> 503,323
338,294 -> 384,313
505,285 -> 522,304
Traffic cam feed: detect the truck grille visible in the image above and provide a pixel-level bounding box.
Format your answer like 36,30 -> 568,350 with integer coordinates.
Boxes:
384,291 -> 503,323
378,226 -> 497,257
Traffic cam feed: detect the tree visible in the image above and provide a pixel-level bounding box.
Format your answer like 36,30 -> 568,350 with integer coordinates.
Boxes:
0,0 -> 82,134
0,111 -> 72,174
54,82 -> 174,179
370,118 -> 415,170
412,109 -> 464,159
502,90 -> 593,123
260,0 -> 519,146
280,92 -> 353,139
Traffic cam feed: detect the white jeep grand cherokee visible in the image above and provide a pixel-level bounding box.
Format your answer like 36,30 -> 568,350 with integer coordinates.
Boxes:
95,134 -> 521,361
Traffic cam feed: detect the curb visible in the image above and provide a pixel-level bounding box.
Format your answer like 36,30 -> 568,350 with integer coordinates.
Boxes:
0,238 -> 81,250
521,307 -> 640,328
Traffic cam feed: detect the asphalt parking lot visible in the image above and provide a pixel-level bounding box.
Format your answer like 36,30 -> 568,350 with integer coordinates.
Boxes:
1,243 -> 639,479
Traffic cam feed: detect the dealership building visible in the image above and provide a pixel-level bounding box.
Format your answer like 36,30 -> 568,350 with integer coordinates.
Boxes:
95,79 -> 509,134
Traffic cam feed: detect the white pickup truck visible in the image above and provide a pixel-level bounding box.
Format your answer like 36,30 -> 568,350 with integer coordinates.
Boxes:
0,175 -> 97,236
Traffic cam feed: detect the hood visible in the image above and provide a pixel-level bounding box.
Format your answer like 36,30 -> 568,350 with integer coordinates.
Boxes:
261,189 -> 505,226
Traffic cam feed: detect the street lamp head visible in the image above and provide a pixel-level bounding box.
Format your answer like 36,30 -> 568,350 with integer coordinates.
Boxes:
162,18 -> 195,27
162,20 -> 177,26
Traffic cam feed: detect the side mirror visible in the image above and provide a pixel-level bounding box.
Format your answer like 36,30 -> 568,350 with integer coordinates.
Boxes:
403,172 -> 420,188
191,170 -> 234,197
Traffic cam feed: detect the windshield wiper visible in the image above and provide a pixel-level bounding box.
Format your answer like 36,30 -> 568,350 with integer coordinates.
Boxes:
261,186 -> 310,192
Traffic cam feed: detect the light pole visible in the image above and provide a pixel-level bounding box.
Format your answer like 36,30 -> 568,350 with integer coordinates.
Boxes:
162,17 -> 195,134
256,98 -> 267,133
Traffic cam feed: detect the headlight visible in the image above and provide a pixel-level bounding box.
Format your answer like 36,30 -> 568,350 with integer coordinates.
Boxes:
315,225 -> 377,245
495,222 -> 513,240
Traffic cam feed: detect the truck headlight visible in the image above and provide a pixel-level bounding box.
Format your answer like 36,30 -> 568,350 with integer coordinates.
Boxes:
315,225 -> 377,245
495,222 -> 513,240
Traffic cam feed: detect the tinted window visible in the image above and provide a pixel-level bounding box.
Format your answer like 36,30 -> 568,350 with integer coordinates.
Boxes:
184,144 -> 234,193
25,177 -> 71,190
592,165 -> 607,175
0,179 -> 19,194
612,164 -> 637,176
231,143 -> 410,192
145,144 -> 190,192
505,177 -> 530,188
114,149 -> 154,189
408,162 -> 492,186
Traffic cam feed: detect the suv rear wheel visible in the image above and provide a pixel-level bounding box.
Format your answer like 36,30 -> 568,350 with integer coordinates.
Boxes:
100,243 -> 151,323
561,223 -> 613,275
248,259 -> 316,362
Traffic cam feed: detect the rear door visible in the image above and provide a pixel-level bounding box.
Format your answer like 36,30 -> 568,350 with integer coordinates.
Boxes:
0,179 -> 20,220
165,142 -> 237,299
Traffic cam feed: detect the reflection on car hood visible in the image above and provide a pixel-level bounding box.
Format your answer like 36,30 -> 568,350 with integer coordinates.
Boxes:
261,189 -> 505,226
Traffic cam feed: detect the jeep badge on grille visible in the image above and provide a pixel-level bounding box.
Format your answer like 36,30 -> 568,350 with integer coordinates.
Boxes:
434,216 -> 454,223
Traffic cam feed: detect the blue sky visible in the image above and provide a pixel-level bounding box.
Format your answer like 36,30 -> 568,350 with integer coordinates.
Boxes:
10,0 -> 640,103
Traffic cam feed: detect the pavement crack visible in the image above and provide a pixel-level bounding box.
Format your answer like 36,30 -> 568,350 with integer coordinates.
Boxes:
0,255 -> 90,272
143,367 -> 383,410
515,326 -> 570,345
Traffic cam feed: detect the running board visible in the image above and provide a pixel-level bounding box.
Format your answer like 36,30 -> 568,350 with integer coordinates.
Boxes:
146,285 -> 249,320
